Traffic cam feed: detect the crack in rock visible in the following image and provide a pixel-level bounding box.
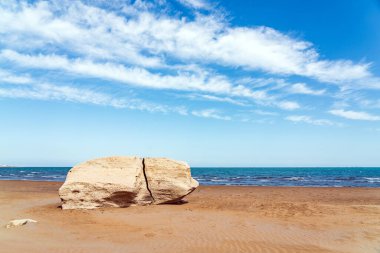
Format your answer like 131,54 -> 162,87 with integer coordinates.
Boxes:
142,158 -> 155,202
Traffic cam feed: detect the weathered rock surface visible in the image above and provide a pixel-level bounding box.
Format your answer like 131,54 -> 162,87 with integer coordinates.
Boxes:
144,158 -> 199,204
59,157 -> 152,209
59,156 -> 198,209
6,219 -> 37,228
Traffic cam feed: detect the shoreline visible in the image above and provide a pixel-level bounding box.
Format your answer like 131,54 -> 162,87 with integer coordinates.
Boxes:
1,179 -> 380,188
2,166 -> 380,187
1,180 -> 380,253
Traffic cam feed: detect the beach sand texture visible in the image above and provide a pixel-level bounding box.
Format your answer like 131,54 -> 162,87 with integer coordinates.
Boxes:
1,180 -> 379,253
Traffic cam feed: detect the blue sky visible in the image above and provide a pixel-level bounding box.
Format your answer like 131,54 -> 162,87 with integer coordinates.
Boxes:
1,0 -> 380,166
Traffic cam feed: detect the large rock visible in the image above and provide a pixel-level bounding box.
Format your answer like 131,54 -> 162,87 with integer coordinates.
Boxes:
59,156 -> 198,209
144,158 -> 199,204
59,157 -> 152,209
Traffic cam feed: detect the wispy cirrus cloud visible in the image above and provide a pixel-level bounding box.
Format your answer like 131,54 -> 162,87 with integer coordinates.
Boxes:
0,69 -> 32,84
0,49 -> 233,93
0,0 -> 373,84
177,0 -> 210,9
288,83 -> 325,95
0,49 -> 302,111
277,101 -> 300,110
0,83 -> 125,108
0,69 -> 188,114
286,115 -> 336,126
192,109 -> 231,120
0,0 -> 379,123
185,94 -> 247,106
253,110 -> 278,116
329,109 -> 380,121
357,99 -> 380,109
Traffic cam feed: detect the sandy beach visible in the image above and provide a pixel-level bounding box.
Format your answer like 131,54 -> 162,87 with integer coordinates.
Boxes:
0,180 -> 379,253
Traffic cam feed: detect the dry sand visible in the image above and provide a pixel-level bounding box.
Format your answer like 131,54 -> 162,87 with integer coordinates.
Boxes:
0,180 -> 379,253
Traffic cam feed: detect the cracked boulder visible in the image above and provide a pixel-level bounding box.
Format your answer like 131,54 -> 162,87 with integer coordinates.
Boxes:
59,156 -> 198,209
59,157 -> 152,209
144,158 -> 199,204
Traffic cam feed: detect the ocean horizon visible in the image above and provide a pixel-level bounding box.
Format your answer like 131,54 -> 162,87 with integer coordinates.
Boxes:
1,166 -> 380,187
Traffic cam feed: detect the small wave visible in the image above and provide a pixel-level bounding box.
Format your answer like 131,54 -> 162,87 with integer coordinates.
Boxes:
287,177 -> 304,181
333,176 -> 357,181
364,177 -> 380,183
255,176 -> 272,179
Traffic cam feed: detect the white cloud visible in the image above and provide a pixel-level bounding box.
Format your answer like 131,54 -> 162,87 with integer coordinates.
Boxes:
304,60 -> 371,83
357,99 -> 380,109
177,0 -> 209,9
0,0 -> 379,122
192,109 -> 231,120
0,69 -> 32,84
0,49 -> 233,94
329,109 -> 380,121
0,82 -> 126,108
0,68 -> 190,114
277,101 -> 300,110
0,50 -> 304,111
0,1 -> 373,84
286,115 -> 335,126
288,83 -> 325,95
253,110 -> 278,116
187,94 -> 247,106
0,81 -> 194,114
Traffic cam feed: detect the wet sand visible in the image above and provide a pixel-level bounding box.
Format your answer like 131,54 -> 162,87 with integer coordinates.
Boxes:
0,180 -> 379,253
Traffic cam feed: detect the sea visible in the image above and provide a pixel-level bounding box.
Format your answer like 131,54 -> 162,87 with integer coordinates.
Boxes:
1,167 -> 380,187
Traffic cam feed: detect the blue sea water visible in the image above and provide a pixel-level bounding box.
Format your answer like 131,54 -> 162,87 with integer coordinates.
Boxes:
1,167 -> 380,187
